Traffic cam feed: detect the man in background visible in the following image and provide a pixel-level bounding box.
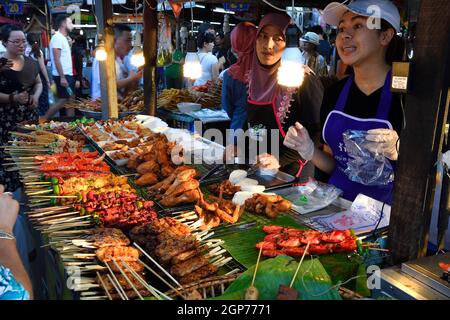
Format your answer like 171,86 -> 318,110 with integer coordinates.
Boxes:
43,14 -> 75,121
91,25 -> 142,101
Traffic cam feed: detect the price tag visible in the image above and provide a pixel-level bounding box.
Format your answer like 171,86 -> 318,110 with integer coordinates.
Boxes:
392,76 -> 408,91
224,3 -> 250,12
2,1 -> 24,15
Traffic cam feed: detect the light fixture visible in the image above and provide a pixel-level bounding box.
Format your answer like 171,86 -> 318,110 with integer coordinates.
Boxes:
212,7 -> 235,15
79,29 -> 84,36
183,0 -> 201,80
183,38 -> 201,80
95,40 -> 107,61
129,1 -> 145,68
277,24 -> 305,88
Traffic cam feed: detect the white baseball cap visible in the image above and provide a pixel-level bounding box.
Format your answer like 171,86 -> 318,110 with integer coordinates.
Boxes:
322,0 -> 401,33
301,32 -> 320,46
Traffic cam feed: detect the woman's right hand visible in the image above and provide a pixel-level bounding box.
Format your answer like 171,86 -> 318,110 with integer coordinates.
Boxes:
283,122 -> 315,161
14,92 -> 30,105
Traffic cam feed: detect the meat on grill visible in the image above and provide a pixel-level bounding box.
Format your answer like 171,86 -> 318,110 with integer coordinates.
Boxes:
170,255 -> 209,278
96,246 -> 140,263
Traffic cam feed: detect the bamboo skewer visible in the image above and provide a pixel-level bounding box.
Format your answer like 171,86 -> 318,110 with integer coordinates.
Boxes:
96,272 -> 113,300
137,259 -> 185,299
133,243 -> 182,288
106,274 -> 127,300
106,257 -> 144,300
289,242 -> 311,288
120,259 -> 165,300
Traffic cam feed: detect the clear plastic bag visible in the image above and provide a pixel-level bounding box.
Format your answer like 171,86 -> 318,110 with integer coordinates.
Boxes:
343,130 -> 394,186
276,179 -> 343,214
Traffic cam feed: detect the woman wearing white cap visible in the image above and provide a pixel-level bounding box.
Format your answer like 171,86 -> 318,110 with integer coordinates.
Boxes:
300,31 -> 329,77
284,0 -> 403,204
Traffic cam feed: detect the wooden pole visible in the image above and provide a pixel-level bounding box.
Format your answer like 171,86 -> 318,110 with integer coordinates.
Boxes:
95,0 -> 119,120
388,0 -> 450,264
143,0 -> 158,116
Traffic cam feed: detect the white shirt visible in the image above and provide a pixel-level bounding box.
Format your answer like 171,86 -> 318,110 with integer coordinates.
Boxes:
0,42 -> 6,56
193,52 -> 218,86
91,56 -> 128,100
49,31 -> 73,76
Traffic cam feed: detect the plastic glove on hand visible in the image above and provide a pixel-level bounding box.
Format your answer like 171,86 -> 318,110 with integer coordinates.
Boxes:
256,153 -> 280,174
283,122 -> 315,161
366,128 -> 399,161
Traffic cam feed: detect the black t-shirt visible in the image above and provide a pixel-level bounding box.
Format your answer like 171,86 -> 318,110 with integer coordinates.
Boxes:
320,76 -> 404,144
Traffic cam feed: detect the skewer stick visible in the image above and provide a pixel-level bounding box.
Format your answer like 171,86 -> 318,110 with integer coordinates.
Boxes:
27,205 -> 72,213
27,189 -> 53,196
106,257 -> 144,300
96,272 -> 113,300
368,248 -> 390,252
30,195 -> 78,199
133,243 -> 182,288
119,259 -> 165,300
137,259 -> 185,299
28,210 -> 79,218
213,257 -> 232,268
289,242 -> 311,288
251,245 -> 263,289
106,274 -> 126,300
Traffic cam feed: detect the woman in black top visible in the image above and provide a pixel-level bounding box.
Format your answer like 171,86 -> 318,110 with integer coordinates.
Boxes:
0,25 -> 42,191
284,0 -> 404,203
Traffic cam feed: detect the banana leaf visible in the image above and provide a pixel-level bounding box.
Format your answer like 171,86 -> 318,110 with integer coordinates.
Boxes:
211,255 -> 341,300
218,217 -> 370,297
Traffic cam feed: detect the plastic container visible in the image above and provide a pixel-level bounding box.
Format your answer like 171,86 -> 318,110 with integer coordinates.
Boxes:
177,102 -> 202,113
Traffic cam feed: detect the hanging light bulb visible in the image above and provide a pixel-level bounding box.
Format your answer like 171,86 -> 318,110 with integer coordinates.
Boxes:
95,40 -> 107,61
183,38 -> 201,80
278,24 -> 305,88
130,31 -> 145,68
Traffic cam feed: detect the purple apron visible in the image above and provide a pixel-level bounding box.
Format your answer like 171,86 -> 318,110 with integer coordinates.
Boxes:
323,71 -> 394,203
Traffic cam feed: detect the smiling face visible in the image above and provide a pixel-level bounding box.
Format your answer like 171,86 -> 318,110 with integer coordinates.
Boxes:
256,24 -> 286,66
336,11 -> 394,67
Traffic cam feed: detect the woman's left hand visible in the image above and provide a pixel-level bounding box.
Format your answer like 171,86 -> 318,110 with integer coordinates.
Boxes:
30,94 -> 39,109
366,128 -> 399,161
257,153 -> 280,170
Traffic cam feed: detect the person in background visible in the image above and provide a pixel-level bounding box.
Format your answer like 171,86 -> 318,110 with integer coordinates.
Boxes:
284,0 -> 404,204
241,13 -> 324,181
311,25 -> 332,63
193,32 -> 225,86
214,32 -> 232,71
25,33 -> 51,116
70,33 -> 85,99
43,14 -> 75,121
0,185 -> 33,300
300,32 -> 329,77
221,22 -> 257,144
91,25 -> 143,101
165,39 -> 185,89
0,24 -> 42,192
198,23 -> 215,37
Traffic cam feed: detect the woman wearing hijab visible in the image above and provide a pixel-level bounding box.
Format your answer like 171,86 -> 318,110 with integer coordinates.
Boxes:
284,0 -> 403,203
243,13 -> 323,181
221,22 -> 257,144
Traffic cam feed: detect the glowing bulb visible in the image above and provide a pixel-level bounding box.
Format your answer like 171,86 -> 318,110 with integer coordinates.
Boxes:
80,30 -> 84,36
277,24 -> 305,88
95,45 -> 107,61
183,52 -> 202,80
130,46 -> 145,68
277,47 -> 305,87
183,38 -> 202,80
